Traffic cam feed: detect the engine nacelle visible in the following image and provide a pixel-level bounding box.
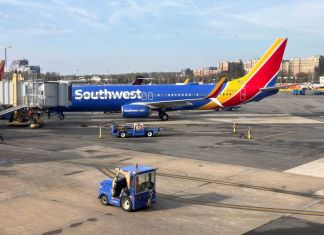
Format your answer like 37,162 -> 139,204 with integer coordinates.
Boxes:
121,104 -> 150,118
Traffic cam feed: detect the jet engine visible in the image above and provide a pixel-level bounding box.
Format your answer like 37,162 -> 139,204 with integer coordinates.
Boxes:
121,104 -> 150,118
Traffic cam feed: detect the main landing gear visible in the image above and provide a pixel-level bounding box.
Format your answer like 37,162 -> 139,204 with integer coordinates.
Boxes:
159,111 -> 169,121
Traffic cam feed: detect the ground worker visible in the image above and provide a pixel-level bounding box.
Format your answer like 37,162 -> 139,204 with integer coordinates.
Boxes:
28,109 -> 33,119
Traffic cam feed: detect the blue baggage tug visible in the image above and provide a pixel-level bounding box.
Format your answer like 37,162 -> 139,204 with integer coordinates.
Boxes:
111,123 -> 160,138
98,165 -> 156,212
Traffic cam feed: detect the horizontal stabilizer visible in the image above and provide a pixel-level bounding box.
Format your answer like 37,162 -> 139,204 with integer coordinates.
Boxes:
260,84 -> 299,91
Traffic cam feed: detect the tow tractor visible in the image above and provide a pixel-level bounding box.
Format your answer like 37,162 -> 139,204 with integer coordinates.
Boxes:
98,165 -> 156,212
111,123 -> 160,138
7,110 -> 44,128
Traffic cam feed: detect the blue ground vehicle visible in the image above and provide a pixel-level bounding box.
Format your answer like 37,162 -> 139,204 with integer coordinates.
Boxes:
98,165 -> 156,212
111,123 -> 160,138
291,88 -> 306,95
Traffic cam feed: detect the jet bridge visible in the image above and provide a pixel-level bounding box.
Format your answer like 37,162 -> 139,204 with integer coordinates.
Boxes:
0,73 -> 71,116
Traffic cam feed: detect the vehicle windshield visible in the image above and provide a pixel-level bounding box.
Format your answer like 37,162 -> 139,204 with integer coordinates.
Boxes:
136,171 -> 155,194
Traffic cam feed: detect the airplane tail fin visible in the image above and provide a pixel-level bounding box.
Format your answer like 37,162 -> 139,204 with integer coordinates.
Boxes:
219,38 -> 288,107
0,60 -> 4,81
206,76 -> 226,99
242,38 -> 288,89
183,78 -> 190,84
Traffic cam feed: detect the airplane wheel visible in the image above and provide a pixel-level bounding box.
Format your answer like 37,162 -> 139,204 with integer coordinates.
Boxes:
100,194 -> 109,206
160,113 -> 169,121
59,114 -> 65,120
120,132 -> 126,138
146,131 -> 153,137
121,197 -> 132,212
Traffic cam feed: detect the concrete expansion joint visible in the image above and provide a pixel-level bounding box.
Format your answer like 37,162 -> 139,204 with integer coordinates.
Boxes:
221,169 -> 259,181
1,191 -> 33,202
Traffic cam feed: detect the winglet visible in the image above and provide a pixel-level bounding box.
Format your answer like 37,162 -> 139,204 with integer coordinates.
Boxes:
0,60 -> 4,81
206,76 -> 226,98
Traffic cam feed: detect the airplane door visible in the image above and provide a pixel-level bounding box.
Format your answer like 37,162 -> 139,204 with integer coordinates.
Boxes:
240,88 -> 246,101
148,92 -> 153,100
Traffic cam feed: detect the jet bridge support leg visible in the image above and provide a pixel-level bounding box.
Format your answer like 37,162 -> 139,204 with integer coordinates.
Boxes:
59,112 -> 65,120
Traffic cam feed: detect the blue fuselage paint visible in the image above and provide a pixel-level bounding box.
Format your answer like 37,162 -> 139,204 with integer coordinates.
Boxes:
51,83 -> 276,113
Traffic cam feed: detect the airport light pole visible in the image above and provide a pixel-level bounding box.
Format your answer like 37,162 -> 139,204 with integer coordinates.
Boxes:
107,69 -> 110,84
0,45 -> 12,72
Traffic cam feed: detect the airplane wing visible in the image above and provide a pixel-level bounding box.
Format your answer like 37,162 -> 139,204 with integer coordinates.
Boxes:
132,77 -> 226,109
133,98 -> 203,109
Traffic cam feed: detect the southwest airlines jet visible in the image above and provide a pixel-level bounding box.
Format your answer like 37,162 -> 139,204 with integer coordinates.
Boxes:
53,38 -> 288,121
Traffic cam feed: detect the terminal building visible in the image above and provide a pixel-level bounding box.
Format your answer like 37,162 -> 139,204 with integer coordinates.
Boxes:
193,67 -> 217,78
180,68 -> 194,77
280,56 -> 324,81
218,61 -> 244,79
191,55 -> 324,82
9,59 -> 41,74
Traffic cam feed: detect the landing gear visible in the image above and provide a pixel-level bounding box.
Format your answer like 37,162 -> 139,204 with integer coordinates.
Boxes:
159,112 -> 169,121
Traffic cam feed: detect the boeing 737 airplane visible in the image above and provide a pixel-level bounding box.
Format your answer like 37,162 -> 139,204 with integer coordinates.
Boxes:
52,38 -> 288,121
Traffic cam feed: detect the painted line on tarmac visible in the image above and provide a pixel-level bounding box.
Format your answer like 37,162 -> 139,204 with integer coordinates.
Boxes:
257,131 -> 294,140
159,193 -> 324,216
200,113 -> 289,117
98,167 -> 115,178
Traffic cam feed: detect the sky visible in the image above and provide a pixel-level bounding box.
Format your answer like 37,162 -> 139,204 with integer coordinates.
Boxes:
0,0 -> 323,75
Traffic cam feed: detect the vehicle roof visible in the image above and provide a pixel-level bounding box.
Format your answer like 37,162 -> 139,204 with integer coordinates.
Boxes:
121,165 -> 155,174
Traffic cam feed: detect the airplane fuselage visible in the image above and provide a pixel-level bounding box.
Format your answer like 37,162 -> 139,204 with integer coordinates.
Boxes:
53,81 -> 277,113
70,84 -> 221,112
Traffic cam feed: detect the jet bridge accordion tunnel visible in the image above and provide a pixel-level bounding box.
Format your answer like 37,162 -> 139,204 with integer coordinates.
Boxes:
0,73 -> 72,116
